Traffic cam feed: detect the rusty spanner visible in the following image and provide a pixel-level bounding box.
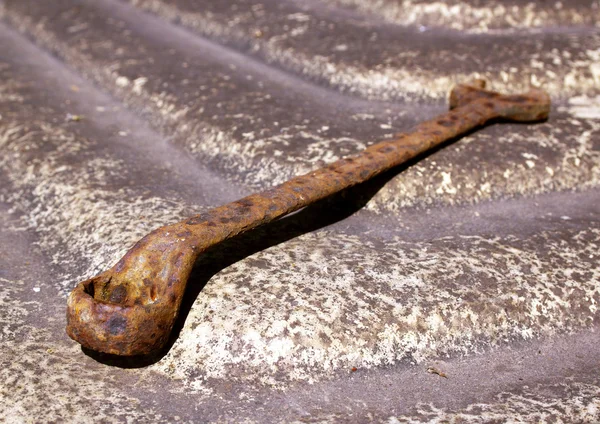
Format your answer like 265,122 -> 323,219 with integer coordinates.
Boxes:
66,80 -> 550,356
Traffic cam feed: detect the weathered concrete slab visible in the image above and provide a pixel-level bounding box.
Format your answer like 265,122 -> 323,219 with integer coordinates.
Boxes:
1,0 -> 599,421
122,0 -> 600,101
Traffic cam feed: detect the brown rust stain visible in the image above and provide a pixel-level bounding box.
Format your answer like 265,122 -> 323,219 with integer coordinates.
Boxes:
66,81 -> 551,356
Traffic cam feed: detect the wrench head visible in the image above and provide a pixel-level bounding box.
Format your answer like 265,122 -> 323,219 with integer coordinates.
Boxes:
66,273 -> 176,356
450,80 -> 551,122
65,227 -> 197,356
67,224 -> 202,356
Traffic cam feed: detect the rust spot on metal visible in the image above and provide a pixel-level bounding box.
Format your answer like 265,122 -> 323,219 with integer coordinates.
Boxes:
176,230 -> 192,238
437,119 -> 453,127
109,284 -> 128,304
66,81 -> 551,356
236,199 -> 254,207
378,145 -> 395,153
509,95 -> 529,103
114,260 -> 125,273
108,316 -> 127,336
186,213 -> 210,226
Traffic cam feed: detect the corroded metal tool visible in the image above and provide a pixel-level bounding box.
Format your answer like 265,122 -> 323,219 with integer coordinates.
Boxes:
67,80 -> 550,356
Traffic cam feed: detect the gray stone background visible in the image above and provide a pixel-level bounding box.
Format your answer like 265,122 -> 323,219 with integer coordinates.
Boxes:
1,0 -> 599,422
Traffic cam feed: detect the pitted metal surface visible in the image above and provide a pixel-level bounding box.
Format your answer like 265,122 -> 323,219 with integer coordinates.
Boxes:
1,0 -> 599,422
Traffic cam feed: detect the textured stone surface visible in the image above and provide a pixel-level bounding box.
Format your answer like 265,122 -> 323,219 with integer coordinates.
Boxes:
1,0 -> 599,421
123,0 -> 600,101
326,0 -> 600,32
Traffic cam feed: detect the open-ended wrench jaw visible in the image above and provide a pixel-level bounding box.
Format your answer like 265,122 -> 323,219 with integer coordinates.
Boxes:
449,79 -> 550,122
66,80 -> 551,357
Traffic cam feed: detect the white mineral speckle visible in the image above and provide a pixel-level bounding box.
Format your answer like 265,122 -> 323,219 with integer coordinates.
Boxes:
565,95 -> 600,120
